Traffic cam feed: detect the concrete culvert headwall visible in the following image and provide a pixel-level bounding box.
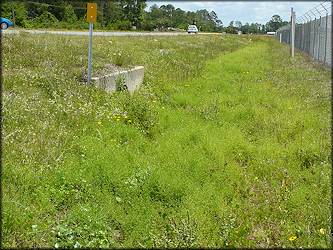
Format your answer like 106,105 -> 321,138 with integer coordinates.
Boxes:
91,66 -> 144,94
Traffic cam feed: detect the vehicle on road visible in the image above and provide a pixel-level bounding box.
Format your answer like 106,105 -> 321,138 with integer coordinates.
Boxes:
188,25 -> 198,34
1,17 -> 13,29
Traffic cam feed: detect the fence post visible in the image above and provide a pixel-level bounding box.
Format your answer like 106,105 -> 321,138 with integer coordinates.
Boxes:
301,23 -> 305,50
280,32 -> 282,43
312,18 -> 316,57
308,19 -> 311,54
290,7 -> 296,57
318,16 -> 321,61
324,13 -> 328,64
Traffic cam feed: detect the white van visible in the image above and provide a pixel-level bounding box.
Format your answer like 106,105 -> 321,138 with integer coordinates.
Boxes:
188,25 -> 198,34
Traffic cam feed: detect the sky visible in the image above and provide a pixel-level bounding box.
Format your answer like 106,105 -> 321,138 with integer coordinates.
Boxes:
145,1 -> 331,26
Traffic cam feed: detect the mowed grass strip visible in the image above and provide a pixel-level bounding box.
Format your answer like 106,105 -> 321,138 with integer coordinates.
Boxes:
2,33 -> 331,248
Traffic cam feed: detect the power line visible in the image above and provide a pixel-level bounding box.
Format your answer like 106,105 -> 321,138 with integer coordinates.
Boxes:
22,1 -> 144,15
23,0 -> 86,10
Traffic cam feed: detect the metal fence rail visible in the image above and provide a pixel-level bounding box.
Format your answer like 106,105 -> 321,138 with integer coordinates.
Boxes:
276,2 -> 332,67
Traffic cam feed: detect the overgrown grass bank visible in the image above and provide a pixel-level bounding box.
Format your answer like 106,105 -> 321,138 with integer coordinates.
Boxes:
2,33 -> 331,248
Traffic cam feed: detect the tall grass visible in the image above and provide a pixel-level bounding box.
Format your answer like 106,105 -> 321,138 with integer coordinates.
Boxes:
2,33 -> 331,248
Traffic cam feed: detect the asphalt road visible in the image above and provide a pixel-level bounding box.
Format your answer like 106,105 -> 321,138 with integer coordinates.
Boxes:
2,29 -> 213,36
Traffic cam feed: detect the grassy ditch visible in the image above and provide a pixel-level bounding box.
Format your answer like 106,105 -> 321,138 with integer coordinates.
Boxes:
1,33 -> 331,248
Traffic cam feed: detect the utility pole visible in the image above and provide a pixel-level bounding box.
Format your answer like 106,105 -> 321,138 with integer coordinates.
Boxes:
100,1 -> 104,28
11,0 -> 15,28
143,12 -> 145,30
290,7 -> 296,57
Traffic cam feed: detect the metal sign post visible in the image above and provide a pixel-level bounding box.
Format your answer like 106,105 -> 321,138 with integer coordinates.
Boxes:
87,3 -> 97,86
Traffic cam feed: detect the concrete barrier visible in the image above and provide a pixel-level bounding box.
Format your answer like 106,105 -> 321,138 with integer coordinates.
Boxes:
91,66 -> 144,94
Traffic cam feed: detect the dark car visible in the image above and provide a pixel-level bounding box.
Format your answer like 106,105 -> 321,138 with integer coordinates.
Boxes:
1,17 -> 13,29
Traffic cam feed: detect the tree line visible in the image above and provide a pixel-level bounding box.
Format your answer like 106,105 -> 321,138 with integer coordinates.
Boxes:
225,15 -> 289,34
1,0 -> 287,33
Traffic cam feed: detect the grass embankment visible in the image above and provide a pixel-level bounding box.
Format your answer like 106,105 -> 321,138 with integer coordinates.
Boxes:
2,33 -> 331,248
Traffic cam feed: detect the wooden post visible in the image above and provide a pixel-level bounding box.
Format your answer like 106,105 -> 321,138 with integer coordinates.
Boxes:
290,7 -> 296,57
100,1 -> 104,28
11,0 -> 15,28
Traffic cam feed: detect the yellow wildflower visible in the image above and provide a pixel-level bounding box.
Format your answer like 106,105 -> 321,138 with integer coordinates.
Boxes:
98,122 -> 102,125
320,228 -> 325,234
162,107 -> 165,109
128,120 -> 132,123
289,107 -> 293,110
289,236 -> 297,241
117,119 -> 120,121
153,100 -> 156,103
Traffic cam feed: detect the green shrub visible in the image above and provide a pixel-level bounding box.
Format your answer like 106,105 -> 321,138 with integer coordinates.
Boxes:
116,20 -> 132,30
34,11 -> 59,28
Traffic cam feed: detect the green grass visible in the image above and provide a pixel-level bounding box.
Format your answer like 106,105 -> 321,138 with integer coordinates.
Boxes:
2,33 -> 331,248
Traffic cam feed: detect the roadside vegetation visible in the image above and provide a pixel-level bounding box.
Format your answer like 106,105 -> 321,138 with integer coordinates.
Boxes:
2,0 -> 285,33
2,32 -> 331,248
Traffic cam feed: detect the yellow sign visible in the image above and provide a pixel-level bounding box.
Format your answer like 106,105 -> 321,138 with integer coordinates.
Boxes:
87,3 -> 97,22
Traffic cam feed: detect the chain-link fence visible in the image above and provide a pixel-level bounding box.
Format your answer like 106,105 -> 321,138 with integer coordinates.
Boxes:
276,2 -> 332,67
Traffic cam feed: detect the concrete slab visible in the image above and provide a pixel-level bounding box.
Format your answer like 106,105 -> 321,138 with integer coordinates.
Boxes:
91,66 -> 144,94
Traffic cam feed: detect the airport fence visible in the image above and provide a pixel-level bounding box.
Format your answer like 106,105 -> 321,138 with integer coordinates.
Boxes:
276,2 -> 332,67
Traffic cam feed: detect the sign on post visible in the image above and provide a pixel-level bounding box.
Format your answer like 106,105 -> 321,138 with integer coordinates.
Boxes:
87,3 -> 97,86
87,3 -> 97,22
